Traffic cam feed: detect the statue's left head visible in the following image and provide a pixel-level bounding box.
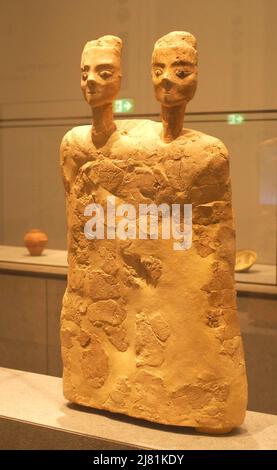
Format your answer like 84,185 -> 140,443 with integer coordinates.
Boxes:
80,35 -> 122,108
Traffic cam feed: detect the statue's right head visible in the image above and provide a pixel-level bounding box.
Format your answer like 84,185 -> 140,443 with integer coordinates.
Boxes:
81,35 -> 122,108
152,31 -> 198,108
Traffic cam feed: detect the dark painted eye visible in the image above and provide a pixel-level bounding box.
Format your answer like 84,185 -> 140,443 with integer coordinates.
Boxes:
82,72 -> 88,81
99,70 -> 113,79
175,70 -> 189,79
154,69 -> 162,77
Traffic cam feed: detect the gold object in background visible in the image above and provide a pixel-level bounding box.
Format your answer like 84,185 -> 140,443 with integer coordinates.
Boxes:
235,250 -> 257,272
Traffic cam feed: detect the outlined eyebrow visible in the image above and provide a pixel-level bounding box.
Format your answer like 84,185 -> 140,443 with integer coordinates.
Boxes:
95,63 -> 116,71
81,63 -> 116,72
172,60 -> 194,67
152,62 -> 165,68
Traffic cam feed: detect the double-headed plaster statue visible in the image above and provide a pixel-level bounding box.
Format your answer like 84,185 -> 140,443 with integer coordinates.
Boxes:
60,32 -> 247,434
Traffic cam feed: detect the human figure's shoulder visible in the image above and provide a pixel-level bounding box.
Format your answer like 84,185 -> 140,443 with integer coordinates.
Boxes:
183,129 -> 230,185
60,125 -> 92,192
180,129 -> 229,160
167,129 -> 231,205
60,125 -> 92,157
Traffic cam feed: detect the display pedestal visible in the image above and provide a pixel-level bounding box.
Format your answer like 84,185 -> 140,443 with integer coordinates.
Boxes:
0,367 -> 276,450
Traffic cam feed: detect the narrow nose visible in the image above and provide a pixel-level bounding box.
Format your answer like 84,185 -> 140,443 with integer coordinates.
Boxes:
87,73 -> 97,88
161,77 -> 172,91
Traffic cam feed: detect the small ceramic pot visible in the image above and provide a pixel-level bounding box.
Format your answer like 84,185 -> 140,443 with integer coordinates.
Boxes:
24,229 -> 48,256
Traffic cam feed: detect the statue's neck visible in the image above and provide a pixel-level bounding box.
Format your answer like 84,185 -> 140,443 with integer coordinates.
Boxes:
91,103 -> 116,147
161,104 -> 186,143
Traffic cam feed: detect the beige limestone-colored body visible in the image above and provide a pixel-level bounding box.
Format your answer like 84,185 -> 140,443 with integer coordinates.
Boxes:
60,33 -> 247,433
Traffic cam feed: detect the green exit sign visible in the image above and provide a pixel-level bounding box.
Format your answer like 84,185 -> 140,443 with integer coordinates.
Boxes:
113,98 -> 135,113
227,113 -> 245,125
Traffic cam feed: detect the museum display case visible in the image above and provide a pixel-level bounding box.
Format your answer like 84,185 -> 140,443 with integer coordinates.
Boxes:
0,0 -> 276,449
1,109 -> 276,286
0,109 -> 276,416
